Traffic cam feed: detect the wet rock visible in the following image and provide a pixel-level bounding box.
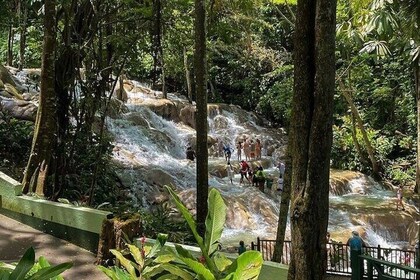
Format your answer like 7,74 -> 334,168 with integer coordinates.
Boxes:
179,104 -> 195,128
142,98 -> 181,122
0,65 -> 18,88
4,83 -> 24,100
329,170 -> 379,195
0,97 -> 37,121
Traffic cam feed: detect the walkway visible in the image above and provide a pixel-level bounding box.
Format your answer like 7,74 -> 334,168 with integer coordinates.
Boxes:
0,213 -> 351,280
0,214 -> 106,279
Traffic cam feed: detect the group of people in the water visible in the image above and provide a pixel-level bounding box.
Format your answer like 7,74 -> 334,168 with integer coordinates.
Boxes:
185,137 -> 284,193
218,138 -> 266,162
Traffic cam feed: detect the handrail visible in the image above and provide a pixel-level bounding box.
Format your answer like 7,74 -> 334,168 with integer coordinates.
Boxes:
360,255 -> 420,280
255,238 -> 419,278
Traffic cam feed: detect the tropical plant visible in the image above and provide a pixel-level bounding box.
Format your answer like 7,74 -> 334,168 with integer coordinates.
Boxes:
0,247 -> 72,280
98,233 -> 187,280
99,187 -> 263,280
165,186 -> 263,280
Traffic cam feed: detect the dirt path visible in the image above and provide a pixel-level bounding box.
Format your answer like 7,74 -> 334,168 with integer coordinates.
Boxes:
0,214 -> 106,280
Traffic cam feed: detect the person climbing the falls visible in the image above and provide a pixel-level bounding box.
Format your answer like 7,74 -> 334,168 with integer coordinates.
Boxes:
396,185 -> 405,211
243,139 -> 250,161
254,165 -> 266,192
239,160 -> 251,185
255,138 -> 262,159
226,162 -> 234,184
236,141 -> 242,161
217,139 -> 224,158
223,144 -> 234,162
186,146 -> 196,161
277,162 -> 285,178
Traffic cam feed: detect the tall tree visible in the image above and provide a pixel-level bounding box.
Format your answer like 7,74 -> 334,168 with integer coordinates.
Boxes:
338,78 -> 381,179
22,0 -> 57,196
151,0 -> 167,98
272,153 -> 292,262
287,0 -> 336,278
7,21 -> 14,66
194,0 -> 208,235
18,0 -> 28,70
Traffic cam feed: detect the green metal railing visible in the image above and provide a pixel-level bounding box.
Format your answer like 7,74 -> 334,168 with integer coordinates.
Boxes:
360,255 -> 420,279
251,238 -> 418,278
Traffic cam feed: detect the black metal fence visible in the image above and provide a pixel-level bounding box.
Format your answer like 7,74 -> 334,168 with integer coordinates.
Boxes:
251,238 -> 418,279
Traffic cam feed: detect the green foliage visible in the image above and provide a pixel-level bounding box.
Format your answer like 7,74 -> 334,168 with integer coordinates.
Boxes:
256,64 -> 293,126
0,247 -> 72,280
0,114 -> 33,180
100,187 -> 263,280
165,186 -> 263,279
58,129 -> 118,206
98,233 -> 182,280
141,203 -> 194,244
271,0 -> 297,4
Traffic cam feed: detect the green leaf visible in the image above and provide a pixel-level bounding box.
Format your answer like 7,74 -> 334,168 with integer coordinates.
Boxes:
113,266 -> 133,280
165,186 -> 204,249
154,254 -> 176,263
9,247 -> 35,280
37,256 -> 50,268
26,262 -> 73,280
110,250 -> 136,277
174,245 -> 195,260
97,266 -> 119,280
0,270 -> 11,280
223,251 -> 263,280
142,264 -> 164,277
127,244 -> 143,269
147,233 -> 168,258
205,188 -> 226,256
158,263 -> 195,280
155,274 -> 180,280
178,257 -> 215,280
213,252 -> 232,272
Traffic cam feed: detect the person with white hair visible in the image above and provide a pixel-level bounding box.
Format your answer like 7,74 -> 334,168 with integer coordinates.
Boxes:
346,231 -> 366,280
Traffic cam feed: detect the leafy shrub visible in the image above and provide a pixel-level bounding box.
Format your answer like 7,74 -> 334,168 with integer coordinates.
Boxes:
141,203 -> 194,244
0,247 -> 72,280
0,114 -> 33,180
99,187 -> 263,280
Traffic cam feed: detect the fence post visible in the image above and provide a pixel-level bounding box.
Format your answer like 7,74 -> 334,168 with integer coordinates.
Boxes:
377,245 -> 381,260
251,241 -> 254,251
257,237 -> 261,251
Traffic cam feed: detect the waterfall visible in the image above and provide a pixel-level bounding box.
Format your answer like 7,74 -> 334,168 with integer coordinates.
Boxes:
10,69 -> 419,249
105,82 -> 420,249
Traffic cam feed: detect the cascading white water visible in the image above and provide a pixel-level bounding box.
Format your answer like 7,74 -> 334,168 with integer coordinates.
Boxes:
12,69 -> 417,249
105,82 -> 419,249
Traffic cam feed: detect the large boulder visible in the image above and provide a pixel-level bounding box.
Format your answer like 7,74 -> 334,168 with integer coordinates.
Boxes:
141,98 -> 181,122
1,66 -> 25,93
0,98 -> 37,121
4,83 -> 24,100
179,104 -> 195,128
0,65 -> 18,88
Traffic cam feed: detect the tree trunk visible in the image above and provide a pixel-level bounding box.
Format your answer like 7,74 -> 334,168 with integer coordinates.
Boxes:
151,0 -> 165,96
194,0 -> 208,236
272,153 -> 292,262
18,0 -> 28,70
22,0 -> 57,196
161,54 -> 167,98
287,0 -> 336,278
183,47 -> 193,103
350,113 -> 369,166
339,79 -> 381,179
415,62 -> 420,195
7,24 -> 14,66
96,214 -> 142,265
